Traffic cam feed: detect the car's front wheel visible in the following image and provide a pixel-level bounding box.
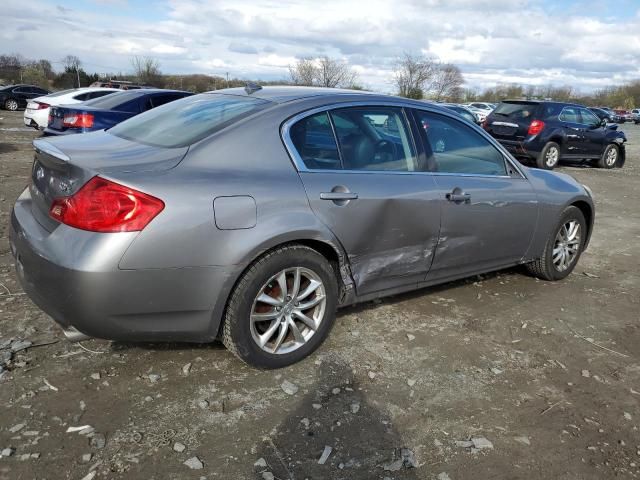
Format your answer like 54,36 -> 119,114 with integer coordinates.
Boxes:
4,99 -> 18,111
222,245 -> 338,369
537,142 -> 560,170
598,144 -> 619,169
526,206 -> 587,281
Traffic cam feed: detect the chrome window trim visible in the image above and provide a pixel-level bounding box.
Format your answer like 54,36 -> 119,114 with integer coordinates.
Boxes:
281,100 -> 528,180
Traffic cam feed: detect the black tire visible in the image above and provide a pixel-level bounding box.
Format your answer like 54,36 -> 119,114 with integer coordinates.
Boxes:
4,98 -> 18,111
526,206 -> 587,281
536,142 -> 561,170
222,244 -> 339,369
598,144 -> 619,169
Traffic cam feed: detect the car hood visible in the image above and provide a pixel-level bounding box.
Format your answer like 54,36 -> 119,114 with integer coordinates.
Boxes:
525,167 -> 587,196
34,130 -> 188,174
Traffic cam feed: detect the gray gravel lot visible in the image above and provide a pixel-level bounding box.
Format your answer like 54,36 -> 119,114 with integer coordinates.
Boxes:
0,111 -> 639,479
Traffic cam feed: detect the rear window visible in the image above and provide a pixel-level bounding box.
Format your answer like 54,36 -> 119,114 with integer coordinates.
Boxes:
83,91 -> 143,109
492,102 -> 540,120
46,89 -> 76,98
109,94 -> 271,148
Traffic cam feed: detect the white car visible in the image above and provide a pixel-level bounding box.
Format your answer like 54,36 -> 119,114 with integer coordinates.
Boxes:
23,87 -> 119,130
466,102 -> 496,112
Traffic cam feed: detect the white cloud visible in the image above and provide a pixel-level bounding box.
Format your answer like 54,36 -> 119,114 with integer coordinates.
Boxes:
1,0 -> 639,92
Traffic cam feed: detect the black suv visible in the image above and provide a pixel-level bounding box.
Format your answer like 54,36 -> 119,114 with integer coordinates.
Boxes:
484,100 -> 626,169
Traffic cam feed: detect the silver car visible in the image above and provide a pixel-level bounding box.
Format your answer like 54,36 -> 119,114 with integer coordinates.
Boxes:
10,86 -> 594,368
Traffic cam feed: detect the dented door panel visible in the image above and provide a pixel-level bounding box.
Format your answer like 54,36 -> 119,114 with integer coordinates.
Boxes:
299,171 -> 441,295
426,175 -> 539,280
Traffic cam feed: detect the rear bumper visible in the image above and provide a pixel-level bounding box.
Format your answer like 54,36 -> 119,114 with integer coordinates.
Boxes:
10,192 -> 236,343
496,139 -> 542,159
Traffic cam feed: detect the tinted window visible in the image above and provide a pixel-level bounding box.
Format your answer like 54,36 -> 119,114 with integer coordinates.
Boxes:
83,91 -> 144,110
579,108 -> 600,126
73,92 -> 91,101
46,89 -> 76,98
559,107 -> 579,123
444,106 -> 476,124
109,94 -> 270,148
33,87 -> 48,94
329,107 -> 418,171
290,112 -> 341,170
415,110 -> 506,176
86,90 -> 115,100
493,102 -> 539,120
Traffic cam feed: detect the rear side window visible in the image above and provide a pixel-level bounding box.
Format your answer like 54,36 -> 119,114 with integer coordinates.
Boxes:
493,102 -> 539,120
73,92 -> 91,101
290,112 -> 341,170
415,110 -> 506,176
109,94 -> 270,148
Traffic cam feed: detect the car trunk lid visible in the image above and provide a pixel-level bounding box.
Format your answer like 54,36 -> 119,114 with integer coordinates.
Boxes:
485,101 -> 542,140
29,134 -> 187,232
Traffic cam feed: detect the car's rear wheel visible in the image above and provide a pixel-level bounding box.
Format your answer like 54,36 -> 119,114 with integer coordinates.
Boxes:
526,206 -> 586,281
4,99 -> 18,111
222,245 -> 338,369
598,144 -> 619,169
537,142 -> 560,170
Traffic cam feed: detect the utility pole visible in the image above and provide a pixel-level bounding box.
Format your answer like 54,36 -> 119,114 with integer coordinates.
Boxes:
226,72 -> 229,88
76,67 -> 80,88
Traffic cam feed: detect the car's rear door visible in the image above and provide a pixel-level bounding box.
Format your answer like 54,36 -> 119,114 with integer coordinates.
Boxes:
412,109 -> 538,280
285,105 -> 441,296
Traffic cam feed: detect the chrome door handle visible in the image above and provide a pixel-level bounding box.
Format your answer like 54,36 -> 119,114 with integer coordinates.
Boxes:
446,192 -> 471,203
320,192 -> 358,201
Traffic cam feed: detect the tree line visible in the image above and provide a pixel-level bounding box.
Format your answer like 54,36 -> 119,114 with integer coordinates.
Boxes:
1,51 -> 637,108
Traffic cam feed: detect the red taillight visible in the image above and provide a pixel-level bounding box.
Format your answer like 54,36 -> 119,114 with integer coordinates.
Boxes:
481,118 -> 488,129
528,120 -> 545,136
49,177 -> 164,232
63,113 -> 94,128
36,102 -> 50,110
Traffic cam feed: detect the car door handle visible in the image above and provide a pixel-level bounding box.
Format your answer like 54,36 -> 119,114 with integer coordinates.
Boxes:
446,192 -> 471,203
320,192 -> 358,201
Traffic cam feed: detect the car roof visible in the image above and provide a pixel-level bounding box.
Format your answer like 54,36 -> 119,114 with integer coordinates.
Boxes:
205,86 -> 382,104
501,99 -> 587,108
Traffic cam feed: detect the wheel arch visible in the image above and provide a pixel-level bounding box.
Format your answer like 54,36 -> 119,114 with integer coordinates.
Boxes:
570,199 -> 594,249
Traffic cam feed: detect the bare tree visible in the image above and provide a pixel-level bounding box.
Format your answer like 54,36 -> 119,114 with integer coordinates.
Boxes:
392,53 -> 438,99
289,56 -> 359,88
131,56 -> 162,86
289,57 -> 317,86
316,56 -> 358,88
430,64 -> 464,102
61,55 -> 82,87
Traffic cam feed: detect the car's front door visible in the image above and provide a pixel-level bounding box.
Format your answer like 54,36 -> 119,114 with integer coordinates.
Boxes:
578,107 -> 607,157
286,106 -> 441,295
412,109 -> 539,281
558,106 -> 586,155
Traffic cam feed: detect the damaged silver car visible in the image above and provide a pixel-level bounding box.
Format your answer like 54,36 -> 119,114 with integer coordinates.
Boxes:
10,86 -> 594,368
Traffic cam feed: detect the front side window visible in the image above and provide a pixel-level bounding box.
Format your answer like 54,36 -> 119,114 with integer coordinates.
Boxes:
289,112 -> 341,170
559,107 -> 579,123
414,110 -> 507,176
330,107 -> 418,171
578,108 -> 600,127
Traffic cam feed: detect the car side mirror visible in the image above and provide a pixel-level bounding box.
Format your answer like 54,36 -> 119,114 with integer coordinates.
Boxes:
600,119 -> 607,128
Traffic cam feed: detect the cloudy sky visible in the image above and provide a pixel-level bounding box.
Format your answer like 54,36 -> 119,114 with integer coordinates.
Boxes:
3,0 -> 640,93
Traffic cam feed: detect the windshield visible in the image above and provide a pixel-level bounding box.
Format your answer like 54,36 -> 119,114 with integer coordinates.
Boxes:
109,94 -> 271,148
493,102 -> 539,119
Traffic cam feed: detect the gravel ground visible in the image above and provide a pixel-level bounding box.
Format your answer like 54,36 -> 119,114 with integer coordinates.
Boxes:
0,110 -> 639,480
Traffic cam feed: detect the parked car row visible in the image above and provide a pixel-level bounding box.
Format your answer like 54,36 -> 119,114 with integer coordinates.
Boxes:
20,87 -> 192,133
10,86 -> 596,368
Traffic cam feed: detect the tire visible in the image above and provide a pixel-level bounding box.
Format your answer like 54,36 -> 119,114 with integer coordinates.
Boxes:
536,142 -> 561,170
526,206 -> 587,281
4,99 -> 18,111
598,144 -> 619,169
222,245 -> 339,369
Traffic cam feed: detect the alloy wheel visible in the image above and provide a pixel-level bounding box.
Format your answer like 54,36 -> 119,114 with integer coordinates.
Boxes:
552,220 -> 581,272
5,99 -> 18,111
250,267 -> 327,355
605,147 -> 618,167
545,147 -> 559,168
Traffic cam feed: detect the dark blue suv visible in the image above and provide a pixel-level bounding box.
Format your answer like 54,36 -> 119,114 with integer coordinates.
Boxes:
484,100 -> 626,169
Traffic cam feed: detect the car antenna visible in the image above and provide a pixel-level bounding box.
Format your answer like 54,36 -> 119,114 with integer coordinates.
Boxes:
244,82 -> 262,94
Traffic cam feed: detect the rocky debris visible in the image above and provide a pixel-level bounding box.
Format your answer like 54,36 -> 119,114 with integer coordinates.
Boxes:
82,453 -> 93,463
406,333 -> 416,341
280,380 -> 299,396
173,442 -> 186,453
197,399 -> 209,409
9,423 -> 25,433
0,338 -> 33,376
490,368 -> 504,375
318,445 -> 332,464
148,374 -> 161,383
90,373 -> 101,380
254,457 -> 267,468
18,453 -> 40,460
350,402 -> 361,414
80,471 -> 97,480
1,447 -> 14,457
407,379 -> 417,387
90,433 -> 106,449
582,370 -> 591,378
184,456 -> 204,470
437,473 -> 451,480
182,363 -> 192,375
300,418 -> 310,429
514,436 -> 531,446
312,403 -> 322,410
456,437 -> 494,451
624,412 -> 632,420
262,472 -> 275,480
332,387 -> 341,395
383,448 -> 417,471
368,371 -> 376,380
